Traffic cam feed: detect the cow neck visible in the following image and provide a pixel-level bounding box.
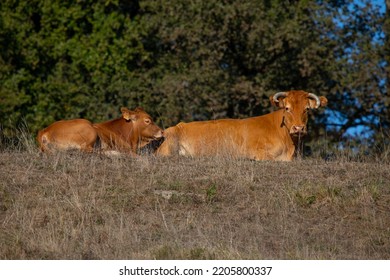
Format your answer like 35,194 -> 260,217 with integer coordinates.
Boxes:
118,118 -> 137,138
101,118 -> 137,141
274,109 -> 297,147
272,110 -> 287,134
278,109 -> 304,157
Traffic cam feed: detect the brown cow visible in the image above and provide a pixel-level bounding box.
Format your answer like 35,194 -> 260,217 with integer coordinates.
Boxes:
37,119 -> 97,152
37,107 -> 163,155
93,107 -> 163,154
157,90 -> 327,161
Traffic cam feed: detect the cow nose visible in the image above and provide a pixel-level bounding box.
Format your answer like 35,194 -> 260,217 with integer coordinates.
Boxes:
292,125 -> 305,134
157,129 -> 164,138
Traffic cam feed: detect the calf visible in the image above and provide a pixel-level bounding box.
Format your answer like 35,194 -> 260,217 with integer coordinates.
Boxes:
93,107 -> 163,154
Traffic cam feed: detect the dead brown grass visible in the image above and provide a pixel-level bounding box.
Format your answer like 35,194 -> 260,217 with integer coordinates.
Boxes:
0,143 -> 390,259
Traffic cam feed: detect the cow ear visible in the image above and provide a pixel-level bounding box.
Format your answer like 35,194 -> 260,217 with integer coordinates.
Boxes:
309,96 -> 328,109
121,107 -> 137,121
269,95 -> 285,108
319,96 -> 328,107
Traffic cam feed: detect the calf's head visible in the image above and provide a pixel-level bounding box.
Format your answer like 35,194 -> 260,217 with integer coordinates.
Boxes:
270,90 -> 327,136
121,107 -> 163,145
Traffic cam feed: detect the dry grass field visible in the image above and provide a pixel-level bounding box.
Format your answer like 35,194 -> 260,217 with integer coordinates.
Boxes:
0,136 -> 390,260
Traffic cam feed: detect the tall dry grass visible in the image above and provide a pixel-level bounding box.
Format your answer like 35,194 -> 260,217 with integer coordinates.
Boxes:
0,131 -> 389,259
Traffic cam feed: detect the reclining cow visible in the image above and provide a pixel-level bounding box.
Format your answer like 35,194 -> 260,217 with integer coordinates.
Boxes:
37,107 -> 163,155
157,90 -> 327,161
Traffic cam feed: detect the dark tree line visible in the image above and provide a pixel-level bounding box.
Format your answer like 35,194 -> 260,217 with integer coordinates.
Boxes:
0,0 -> 388,152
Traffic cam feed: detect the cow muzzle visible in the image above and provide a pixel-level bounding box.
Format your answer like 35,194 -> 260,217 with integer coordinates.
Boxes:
154,130 -> 164,139
290,125 -> 306,136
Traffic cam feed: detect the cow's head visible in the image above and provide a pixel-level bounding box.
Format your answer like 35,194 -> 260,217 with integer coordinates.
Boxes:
270,90 -> 327,136
121,107 -> 163,144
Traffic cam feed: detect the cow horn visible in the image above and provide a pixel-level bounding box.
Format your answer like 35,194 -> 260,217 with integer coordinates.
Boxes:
273,92 -> 287,103
308,93 -> 321,108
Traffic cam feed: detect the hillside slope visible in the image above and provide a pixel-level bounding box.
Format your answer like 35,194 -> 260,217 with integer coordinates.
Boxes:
0,151 -> 389,259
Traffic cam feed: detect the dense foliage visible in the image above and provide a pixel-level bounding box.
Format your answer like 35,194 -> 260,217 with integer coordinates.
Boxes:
0,0 -> 388,151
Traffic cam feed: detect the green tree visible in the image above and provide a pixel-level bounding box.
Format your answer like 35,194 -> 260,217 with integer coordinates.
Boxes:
319,0 -> 387,149
0,0 -> 148,134
139,0 -> 336,131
